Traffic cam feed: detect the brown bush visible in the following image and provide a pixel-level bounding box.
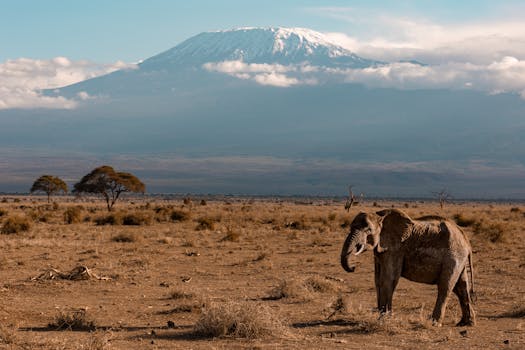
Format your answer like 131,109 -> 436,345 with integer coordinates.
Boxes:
64,206 -> 83,224
0,209 -> 8,218
453,213 -> 476,227
49,310 -> 96,331
196,217 -> 216,231
122,211 -> 152,226
94,213 -> 123,226
473,221 -> 508,243
194,301 -> 284,338
170,209 -> 191,222
1,216 -> 31,234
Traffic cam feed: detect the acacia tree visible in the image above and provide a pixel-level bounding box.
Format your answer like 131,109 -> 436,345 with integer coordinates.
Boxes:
30,175 -> 68,202
73,165 -> 145,211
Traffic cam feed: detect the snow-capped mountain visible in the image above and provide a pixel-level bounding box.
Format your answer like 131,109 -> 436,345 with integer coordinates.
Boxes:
54,27 -> 380,97
141,27 -> 379,68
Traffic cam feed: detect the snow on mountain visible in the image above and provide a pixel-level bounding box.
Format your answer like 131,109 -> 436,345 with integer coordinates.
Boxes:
141,27 -> 379,68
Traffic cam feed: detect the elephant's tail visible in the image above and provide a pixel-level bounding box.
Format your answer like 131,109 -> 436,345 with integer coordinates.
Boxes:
468,251 -> 477,303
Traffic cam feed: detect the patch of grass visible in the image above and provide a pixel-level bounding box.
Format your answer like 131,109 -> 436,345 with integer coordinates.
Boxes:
453,213 -> 476,227
170,209 -> 191,222
266,279 -> 312,301
510,207 -> 521,213
220,227 -> 240,242
194,301 -> 285,339
304,276 -> 338,293
122,211 -> 152,226
111,232 -> 140,243
94,213 -> 123,225
49,309 -> 96,331
196,217 -> 216,231
169,289 -> 194,300
0,209 -> 8,218
64,206 -> 83,224
1,216 -> 31,234
473,221 -> 508,243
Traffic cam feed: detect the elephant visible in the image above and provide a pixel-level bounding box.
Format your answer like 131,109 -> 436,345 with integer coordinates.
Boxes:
340,209 -> 475,326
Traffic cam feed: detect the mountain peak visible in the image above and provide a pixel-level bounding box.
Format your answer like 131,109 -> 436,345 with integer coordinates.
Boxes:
141,26 -> 376,68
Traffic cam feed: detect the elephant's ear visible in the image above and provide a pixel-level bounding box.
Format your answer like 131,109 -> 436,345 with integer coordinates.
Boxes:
375,209 -> 414,249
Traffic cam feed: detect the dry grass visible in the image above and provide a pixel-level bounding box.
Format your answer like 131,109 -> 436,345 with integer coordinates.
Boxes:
64,206 -> 83,224
473,220 -> 508,243
1,215 -> 31,234
196,216 -> 217,231
453,213 -> 476,227
194,301 -> 285,338
122,211 -> 152,225
111,232 -> 141,243
94,212 -> 123,225
170,209 -> 191,222
169,289 -> 195,300
49,310 -> 96,331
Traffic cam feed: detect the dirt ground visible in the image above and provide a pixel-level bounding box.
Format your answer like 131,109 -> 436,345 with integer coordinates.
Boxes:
0,196 -> 523,349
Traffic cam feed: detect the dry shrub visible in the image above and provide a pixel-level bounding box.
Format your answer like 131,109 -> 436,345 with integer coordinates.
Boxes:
169,289 -> 194,300
112,232 -> 140,243
200,199 -> 207,206
1,216 -> 31,234
220,226 -> 240,242
453,213 -> 476,227
473,221 -> 508,243
267,279 -> 312,301
196,217 -> 216,231
0,209 -> 8,218
304,276 -> 338,293
49,309 -> 96,331
285,216 -> 309,230
64,206 -> 83,224
194,301 -> 284,339
94,212 -> 123,225
81,331 -> 112,350
170,209 -> 191,222
510,207 -> 521,213
122,211 -> 152,226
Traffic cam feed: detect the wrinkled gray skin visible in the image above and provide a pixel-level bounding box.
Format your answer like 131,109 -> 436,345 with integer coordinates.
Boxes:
341,209 -> 475,326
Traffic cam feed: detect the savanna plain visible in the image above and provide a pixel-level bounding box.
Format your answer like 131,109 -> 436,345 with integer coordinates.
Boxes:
0,196 -> 523,349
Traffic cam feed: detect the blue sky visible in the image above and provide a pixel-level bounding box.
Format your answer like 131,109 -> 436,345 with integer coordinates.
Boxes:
1,0 -> 524,62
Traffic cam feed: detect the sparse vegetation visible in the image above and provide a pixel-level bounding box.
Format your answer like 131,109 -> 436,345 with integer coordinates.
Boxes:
1,215 -> 31,234
0,198 -> 522,348
170,209 -> 191,222
49,310 -> 96,331
122,211 -> 152,225
64,206 -> 83,224
453,213 -> 476,227
194,301 -> 284,338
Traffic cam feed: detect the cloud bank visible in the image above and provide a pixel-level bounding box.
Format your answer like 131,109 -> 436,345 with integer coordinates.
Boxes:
204,57 -> 525,97
0,57 -> 136,109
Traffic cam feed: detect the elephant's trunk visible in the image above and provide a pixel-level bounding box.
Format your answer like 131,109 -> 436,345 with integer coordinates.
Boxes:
341,232 -> 358,272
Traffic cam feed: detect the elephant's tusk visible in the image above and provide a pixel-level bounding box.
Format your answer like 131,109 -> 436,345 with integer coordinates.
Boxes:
354,244 -> 366,256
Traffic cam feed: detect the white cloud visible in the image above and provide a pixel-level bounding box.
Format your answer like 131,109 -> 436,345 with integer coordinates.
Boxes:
204,57 -> 525,97
204,60 -> 315,87
0,57 -> 136,110
316,10 -> 525,65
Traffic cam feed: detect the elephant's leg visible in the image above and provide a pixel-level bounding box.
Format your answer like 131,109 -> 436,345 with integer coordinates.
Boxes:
374,257 -> 381,310
432,266 -> 462,326
453,269 -> 476,326
377,256 -> 402,315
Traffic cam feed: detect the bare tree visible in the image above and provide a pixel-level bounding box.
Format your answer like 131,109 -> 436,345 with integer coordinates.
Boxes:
344,186 -> 364,212
433,189 -> 453,209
